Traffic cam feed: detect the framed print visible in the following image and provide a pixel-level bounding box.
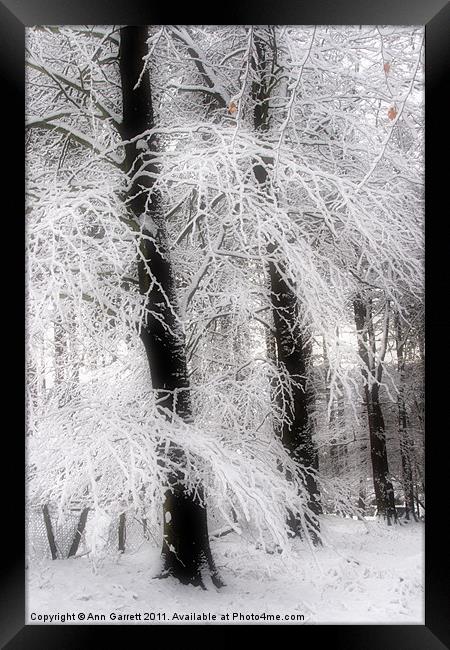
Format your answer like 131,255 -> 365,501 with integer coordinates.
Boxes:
1,0 -> 448,647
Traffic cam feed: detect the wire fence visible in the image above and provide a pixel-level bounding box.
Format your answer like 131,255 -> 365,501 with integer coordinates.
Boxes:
27,501 -> 247,563
26,504 -> 154,561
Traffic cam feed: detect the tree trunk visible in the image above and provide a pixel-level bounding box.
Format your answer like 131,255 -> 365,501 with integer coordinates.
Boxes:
26,353 -> 38,427
54,317 -> 66,405
42,504 -> 58,560
252,29 -> 321,544
119,26 -> 222,588
68,313 -> 80,391
269,262 -> 322,541
265,276 -> 284,438
353,296 -> 397,524
68,507 -> 89,557
358,476 -> 367,514
395,314 -> 417,521
118,513 -> 126,552
323,333 -> 347,480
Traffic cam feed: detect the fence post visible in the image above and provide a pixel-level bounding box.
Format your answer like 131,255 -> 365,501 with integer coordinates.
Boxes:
42,505 -> 58,560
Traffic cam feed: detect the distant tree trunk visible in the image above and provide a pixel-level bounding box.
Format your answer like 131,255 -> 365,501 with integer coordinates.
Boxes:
68,313 -> 80,390
142,517 -> 148,539
118,513 -> 126,552
26,351 -> 38,429
358,475 -> 367,514
46,321 -> 67,561
394,314 -> 417,521
252,28 -> 321,544
42,505 -> 58,560
54,317 -> 66,402
323,332 -> 347,481
353,295 -> 397,524
68,507 -> 89,557
119,26 -> 222,588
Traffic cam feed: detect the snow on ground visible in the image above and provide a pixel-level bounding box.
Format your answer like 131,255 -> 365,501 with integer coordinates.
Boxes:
26,516 -> 424,625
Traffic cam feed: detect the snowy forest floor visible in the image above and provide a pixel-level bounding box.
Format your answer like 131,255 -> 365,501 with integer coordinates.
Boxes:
27,516 -> 424,624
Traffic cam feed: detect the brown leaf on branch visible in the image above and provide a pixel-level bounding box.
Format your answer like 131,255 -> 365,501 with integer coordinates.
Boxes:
383,62 -> 391,74
228,101 -> 237,115
388,106 -> 397,121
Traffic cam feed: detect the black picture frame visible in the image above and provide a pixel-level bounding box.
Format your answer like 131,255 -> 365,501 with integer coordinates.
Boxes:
1,1 -> 448,647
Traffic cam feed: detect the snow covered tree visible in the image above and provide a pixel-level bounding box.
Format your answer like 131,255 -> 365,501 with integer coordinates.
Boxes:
249,27 -> 321,542
118,25 -> 222,587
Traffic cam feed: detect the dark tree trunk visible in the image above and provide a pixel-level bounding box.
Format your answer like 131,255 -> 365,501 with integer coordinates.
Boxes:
42,505 -> 58,560
119,26 -> 222,588
358,389 -> 369,514
268,261 -> 322,541
353,296 -> 397,524
118,513 -> 126,552
395,314 -> 417,521
68,507 -> 89,557
252,29 -> 321,544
